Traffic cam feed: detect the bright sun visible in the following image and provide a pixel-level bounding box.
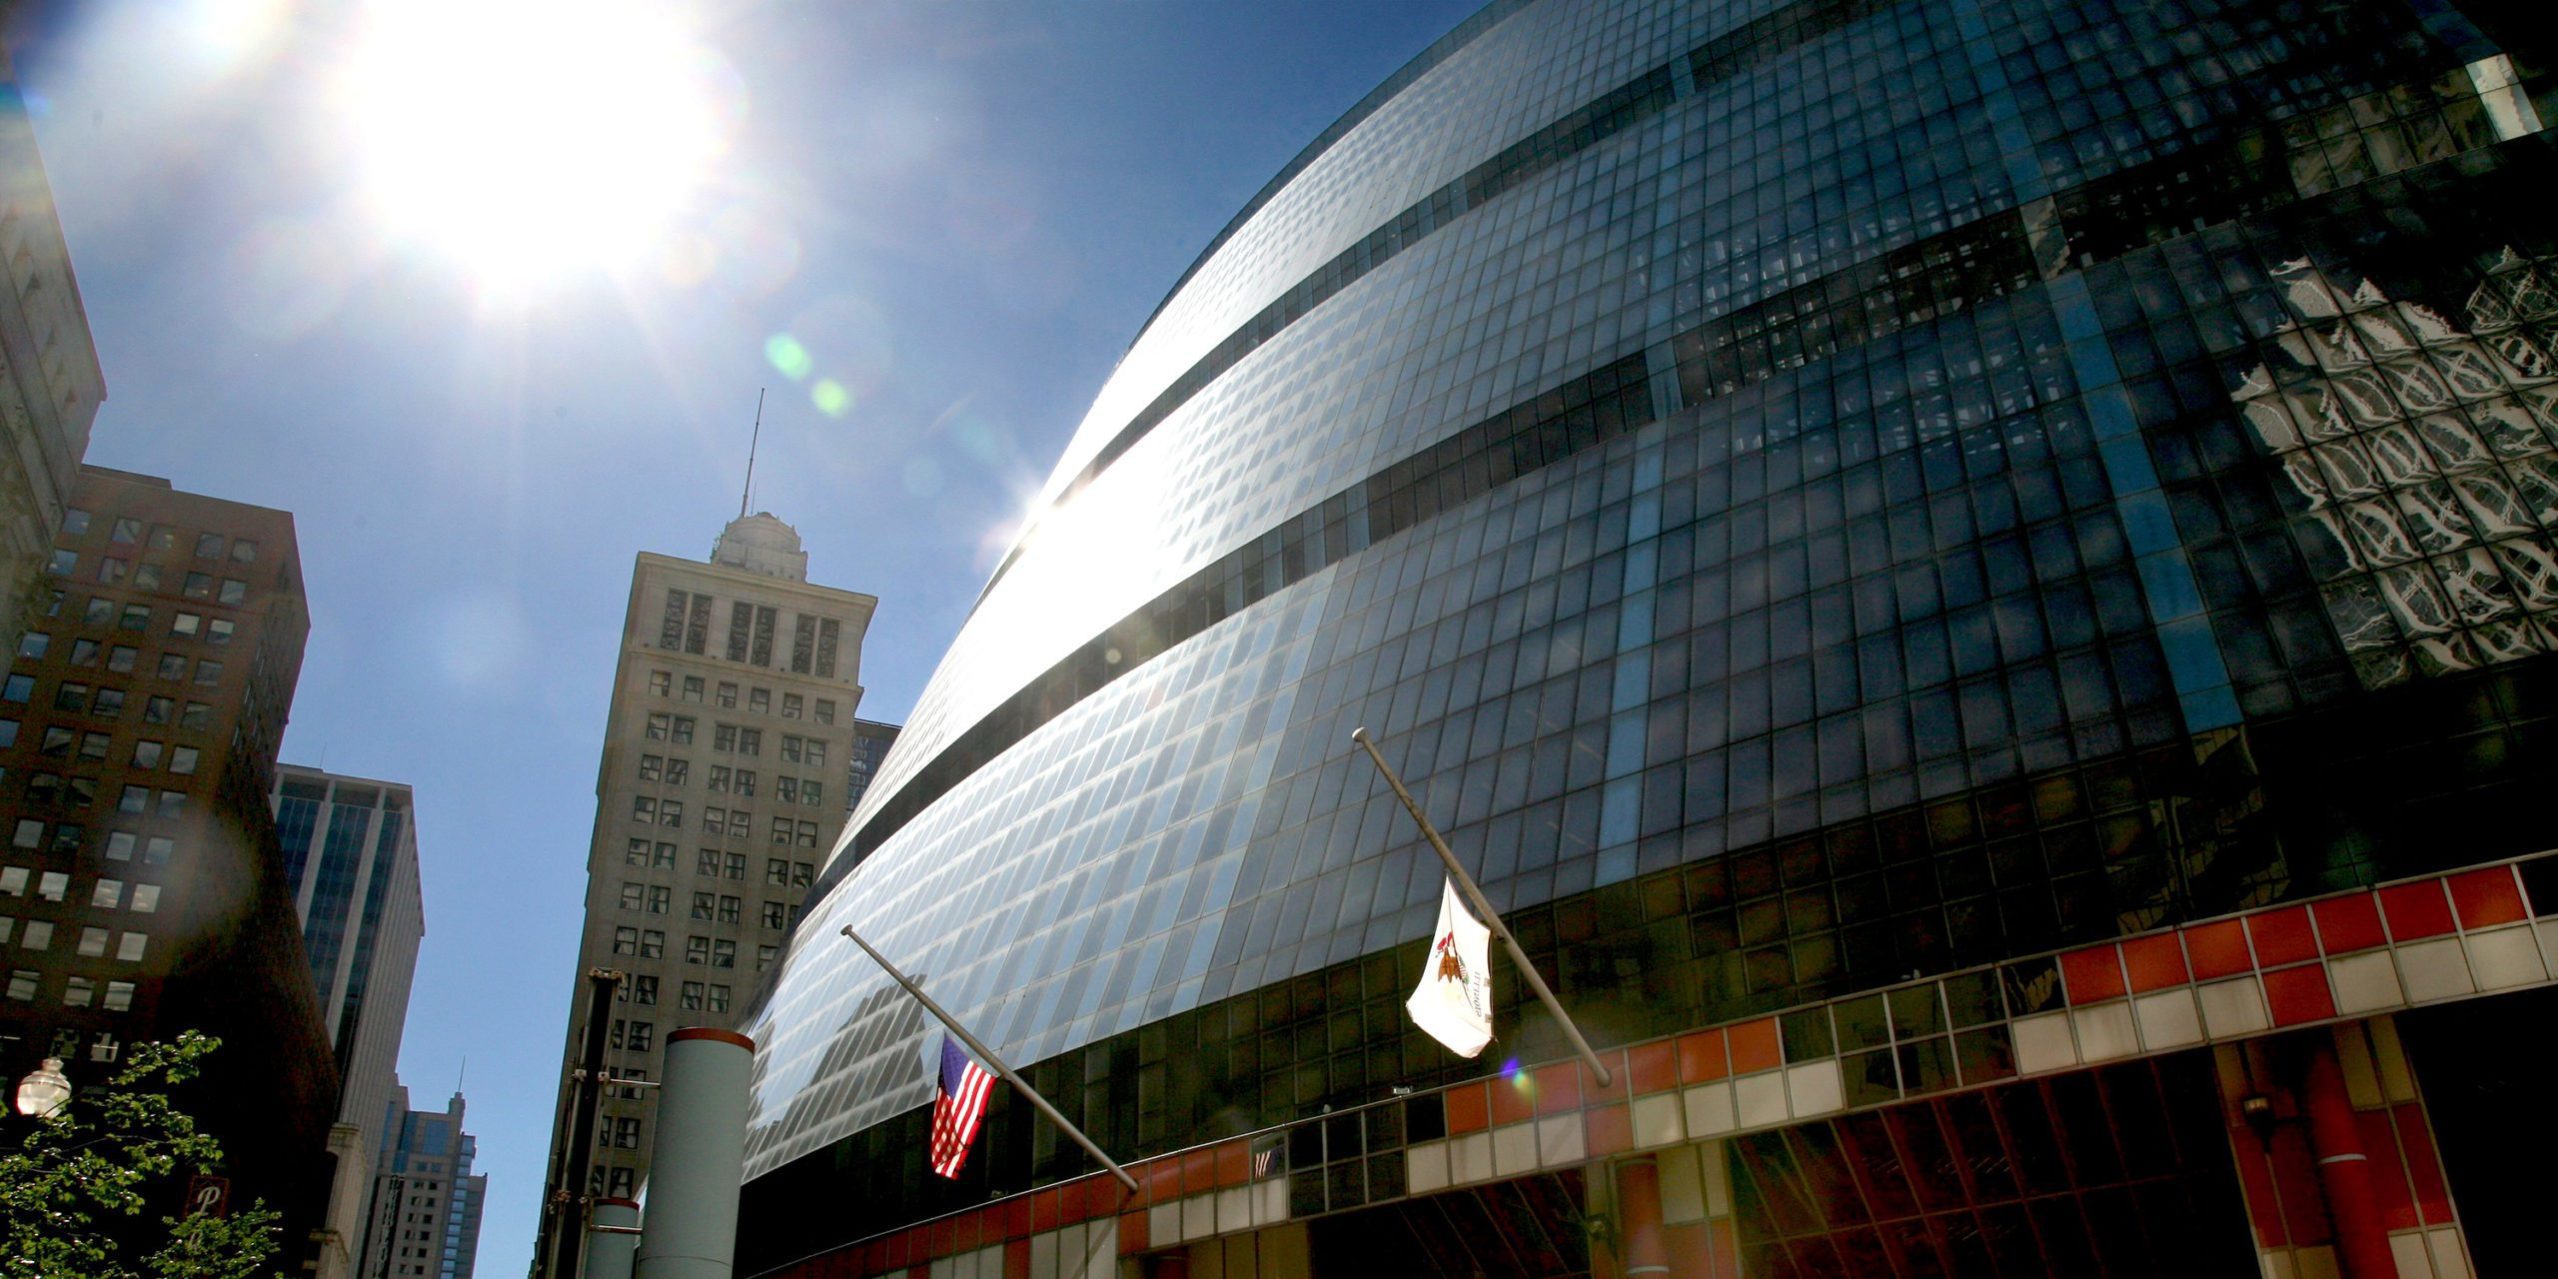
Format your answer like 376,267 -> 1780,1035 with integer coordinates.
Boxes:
340,0 -> 729,288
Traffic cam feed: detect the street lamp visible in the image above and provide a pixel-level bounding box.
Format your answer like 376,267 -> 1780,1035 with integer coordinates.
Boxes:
13,1057 -> 70,1117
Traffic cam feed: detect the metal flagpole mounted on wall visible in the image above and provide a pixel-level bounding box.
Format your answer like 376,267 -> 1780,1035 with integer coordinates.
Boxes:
839,926 -> 1142,1194
1351,727 -> 1614,1088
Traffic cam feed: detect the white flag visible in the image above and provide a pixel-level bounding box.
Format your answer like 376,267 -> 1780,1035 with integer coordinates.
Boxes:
1407,878 -> 1493,1058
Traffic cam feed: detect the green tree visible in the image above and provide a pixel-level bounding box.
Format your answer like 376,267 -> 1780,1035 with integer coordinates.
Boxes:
0,1031 -> 284,1279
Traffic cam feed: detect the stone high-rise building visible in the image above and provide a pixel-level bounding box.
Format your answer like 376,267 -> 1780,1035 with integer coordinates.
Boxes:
0,465 -> 334,1253
541,512 -> 875,1211
0,49 -> 106,677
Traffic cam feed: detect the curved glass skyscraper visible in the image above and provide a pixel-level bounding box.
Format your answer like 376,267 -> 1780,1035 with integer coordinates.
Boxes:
738,3 -> 2558,1275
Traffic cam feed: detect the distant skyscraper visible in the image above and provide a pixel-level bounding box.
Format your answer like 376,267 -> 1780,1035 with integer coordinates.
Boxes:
0,49 -> 106,680
538,512 -> 876,1221
274,765 -> 426,1279
0,465 -> 335,1258
366,1082 -> 487,1279
843,718 -> 899,815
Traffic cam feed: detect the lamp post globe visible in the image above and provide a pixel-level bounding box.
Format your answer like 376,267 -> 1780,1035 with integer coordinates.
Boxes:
13,1057 -> 70,1118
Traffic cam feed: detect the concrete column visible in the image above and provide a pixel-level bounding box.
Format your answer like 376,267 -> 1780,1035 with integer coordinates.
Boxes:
1614,1155 -> 1670,1279
2301,1041 -> 2394,1279
585,1198 -> 641,1279
635,1028 -> 754,1279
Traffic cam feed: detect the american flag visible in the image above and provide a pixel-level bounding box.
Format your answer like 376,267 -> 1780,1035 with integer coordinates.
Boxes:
928,1035 -> 995,1180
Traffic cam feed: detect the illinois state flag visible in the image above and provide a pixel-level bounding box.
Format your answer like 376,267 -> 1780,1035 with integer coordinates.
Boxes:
1407,878 -> 1493,1057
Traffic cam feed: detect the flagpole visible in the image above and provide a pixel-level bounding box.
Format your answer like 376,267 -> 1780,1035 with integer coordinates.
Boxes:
1351,727 -> 1614,1088
839,925 -> 1142,1194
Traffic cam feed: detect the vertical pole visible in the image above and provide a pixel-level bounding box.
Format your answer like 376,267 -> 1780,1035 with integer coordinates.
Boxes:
541,969 -> 623,1279
583,1199 -> 642,1279
1351,728 -> 1612,1086
1614,1157 -> 1670,1278
2302,1040 -> 2394,1279
635,1029 -> 754,1279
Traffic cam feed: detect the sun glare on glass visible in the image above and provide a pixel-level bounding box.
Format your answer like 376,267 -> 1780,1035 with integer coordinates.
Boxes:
341,0 -> 729,287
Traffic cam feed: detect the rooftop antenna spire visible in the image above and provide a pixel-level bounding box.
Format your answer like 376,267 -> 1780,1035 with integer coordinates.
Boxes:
456,1055 -> 466,1096
740,388 -> 765,520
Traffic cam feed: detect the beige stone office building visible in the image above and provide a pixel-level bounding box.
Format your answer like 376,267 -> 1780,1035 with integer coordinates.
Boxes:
0,49 -> 107,676
543,512 -> 877,1203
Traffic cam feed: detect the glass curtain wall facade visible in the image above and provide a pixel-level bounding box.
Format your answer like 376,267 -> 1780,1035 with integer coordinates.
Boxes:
741,2 -> 2558,1275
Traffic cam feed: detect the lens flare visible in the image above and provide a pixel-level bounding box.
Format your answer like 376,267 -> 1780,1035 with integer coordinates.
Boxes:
811,379 -> 851,417
765,334 -> 814,382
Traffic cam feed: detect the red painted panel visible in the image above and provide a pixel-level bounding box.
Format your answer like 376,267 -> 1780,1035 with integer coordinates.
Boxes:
1005,1238 -> 1031,1279
1447,1081 -> 1491,1133
1677,1029 -> 1729,1083
1630,1040 -> 1679,1095
2270,1127 -> 2336,1246
1584,1052 -> 1628,1102
1586,1102 -> 1633,1157
2379,881 -> 2458,941
1728,1018 -> 1782,1074
1118,1209 -> 1148,1256
2122,933 -> 2190,993
2229,1136 -> 2290,1247
1031,1187 -> 1061,1234
2262,964 -> 2337,1026
1140,1157 -> 1182,1206
2311,894 -> 2387,953
1491,1071 -> 1536,1125
1180,1147 -> 1217,1196
2448,867 -> 2527,929
2357,1109 -> 2418,1232
1536,1062 -> 1583,1115
2247,907 -> 2320,966
998,1195 -> 1031,1240
2395,1101 -> 2454,1225
2185,919 -> 2253,979
1214,1139 -> 1250,1188
2060,945 -> 2128,1003
1709,1217 -> 1741,1279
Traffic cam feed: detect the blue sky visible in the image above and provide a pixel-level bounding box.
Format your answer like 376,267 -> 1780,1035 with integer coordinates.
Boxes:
14,0 -> 1479,1271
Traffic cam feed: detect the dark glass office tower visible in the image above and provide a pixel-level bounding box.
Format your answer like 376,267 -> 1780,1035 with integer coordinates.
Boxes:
738,3 -> 2558,1275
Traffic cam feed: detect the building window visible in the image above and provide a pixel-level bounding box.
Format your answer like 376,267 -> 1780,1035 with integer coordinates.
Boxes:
10,821 -> 40,851
765,858 -> 788,887
169,747 -> 199,775
134,564 -> 161,590
639,755 -> 663,782
0,720 -> 14,749
62,509 -> 91,536
748,687 -> 769,714
611,927 -> 639,956
627,976 -> 657,1006
91,879 -> 123,909
116,933 -> 145,962
106,645 -> 136,672
193,533 -> 223,560
118,786 -> 148,815
130,885 -> 160,912
756,944 -> 777,972
77,927 -> 108,958
63,976 -> 94,1008
143,696 -> 172,725
55,683 -> 89,713
96,558 -> 127,584
630,797 -> 657,824
155,791 -> 183,817
707,984 -> 731,1013
648,670 -> 671,696
790,615 -> 815,674
48,550 -> 75,576
707,766 -> 730,793
193,660 -> 223,686
626,1021 -> 653,1052
155,653 -> 186,680
638,930 -> 663,959
6,971 -> 36,1001
182,571 -> 213,599
111,518 -> 143,543
768,817 -> 793,845
207,620 -> 234,645
38,728 -> 70,758
716,896 -> 740,924
618,882 -> 645,912
684,935 -> 710,966
775,777 -> 799,803
797,823 -> 820,849
0,867 -> 23,895
20,920 -> 50,950
690,892 -> 714,921
803,779 -> 824,806
663,758 -> 687,786
143,837 -> 172,865
118,605 -> 149,632
814,698 -> 836,725
760,900 -> 785,929
645,713 -> 671,741
781,693 -> 802,719
179,702 -> 210,730
230,540 -> 257,563
78,732 -> 108,763
679,981 -> 704,1011
16,633 -> 46,660
694,848 -> 721,877
734,770 -> 756,798
92,689 -> 124,719
723,852 -> 746,880
103,981 -> 133,1011
716,681 -> 738,709
624,839 -> 654,867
